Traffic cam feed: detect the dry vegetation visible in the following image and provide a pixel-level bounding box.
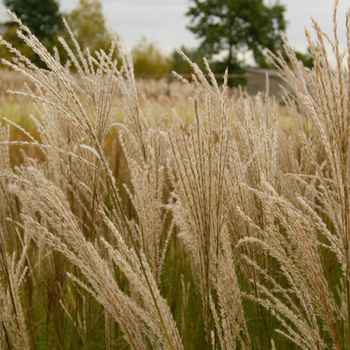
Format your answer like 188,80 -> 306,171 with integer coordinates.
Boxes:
1,3 -> 350,349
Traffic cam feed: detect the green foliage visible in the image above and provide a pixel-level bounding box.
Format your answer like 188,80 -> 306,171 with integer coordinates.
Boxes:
186,0 -> 287,70
0,22 -> 36,63
294,48 -> 314,68
1,0 -> 114,67
65,0 -> 113,55
132,38 -> 172,77
3,0 -> 62,43
171,46 -> 206,75
1,0 -> 63,66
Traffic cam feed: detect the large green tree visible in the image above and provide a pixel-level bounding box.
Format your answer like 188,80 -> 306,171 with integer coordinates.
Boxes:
186,0 -> 287,70
3,0 -> 63,43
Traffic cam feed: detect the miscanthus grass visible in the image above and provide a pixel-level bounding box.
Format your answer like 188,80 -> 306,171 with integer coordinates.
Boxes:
1,2 -> 350,349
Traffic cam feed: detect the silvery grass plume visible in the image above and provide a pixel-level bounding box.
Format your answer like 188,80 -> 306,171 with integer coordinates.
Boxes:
0,11 -> 183,350
117,64 -> 173,286
268,0 -> 350,345
225,82 -> 342,348
0,123 -> 11,222
0,124 -> 30,350
0,9 -> 122,240
169,54 -> 251,350
8,166 -> 183,350
227,89 -> 281,244
222,84 -> 319,348
237,178 -> 341,349
224,91 -> 285,349
0,232 -> 30,350
120,125 -> 172,286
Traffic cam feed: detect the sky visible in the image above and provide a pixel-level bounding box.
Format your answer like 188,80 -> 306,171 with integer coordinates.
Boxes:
0,0 -> 349,55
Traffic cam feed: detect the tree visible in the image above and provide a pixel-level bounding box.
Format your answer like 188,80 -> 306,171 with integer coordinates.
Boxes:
1,0 -> 63,66
186,0 -> 287,70
132,39 -> 172,78
294,48 -> 314,68
65,0 -> 113,54
171,46 -> 206,75
1,0 -> 115,67
3,0 -> 62,43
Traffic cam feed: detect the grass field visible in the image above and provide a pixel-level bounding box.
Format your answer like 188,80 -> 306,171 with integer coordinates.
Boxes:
1,6 -> 350,350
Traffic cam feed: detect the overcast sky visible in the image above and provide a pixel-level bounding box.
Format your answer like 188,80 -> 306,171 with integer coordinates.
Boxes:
0,0 -> 349,54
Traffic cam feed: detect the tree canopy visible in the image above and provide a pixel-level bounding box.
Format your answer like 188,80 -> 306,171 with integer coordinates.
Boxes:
132,39 -> 172,77
171,46 -> 206,75
1,0 -> 115,66
4,0 -> 62,42
186,0 -> 287,70
65,0 -> 113,54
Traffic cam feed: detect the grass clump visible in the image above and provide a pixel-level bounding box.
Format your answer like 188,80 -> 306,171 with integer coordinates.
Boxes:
1,2 -> 350,349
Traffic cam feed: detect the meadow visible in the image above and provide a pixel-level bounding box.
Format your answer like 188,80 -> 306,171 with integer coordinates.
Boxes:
1,5 -> 350,350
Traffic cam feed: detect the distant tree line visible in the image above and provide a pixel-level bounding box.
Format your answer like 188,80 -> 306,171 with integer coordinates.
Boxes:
0,0 -> 114,68
0,0 -> 313,82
